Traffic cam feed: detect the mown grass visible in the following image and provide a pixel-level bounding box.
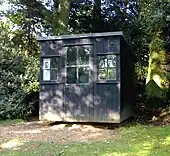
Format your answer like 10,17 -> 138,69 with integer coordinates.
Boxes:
0,123 -> 170,156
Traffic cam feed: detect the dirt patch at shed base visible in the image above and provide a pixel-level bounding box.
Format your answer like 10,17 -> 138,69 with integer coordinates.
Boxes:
0,121 -> 119,145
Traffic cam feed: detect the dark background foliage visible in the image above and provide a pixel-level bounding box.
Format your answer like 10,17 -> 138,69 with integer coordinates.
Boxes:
0,0 -> 169,119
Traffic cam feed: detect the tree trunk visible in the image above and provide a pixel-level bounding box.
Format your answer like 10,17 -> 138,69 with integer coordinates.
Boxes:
139,0 -> 170,108
145,32 -> 169,107
92,0 -> 102,32
52,0 -> 71,35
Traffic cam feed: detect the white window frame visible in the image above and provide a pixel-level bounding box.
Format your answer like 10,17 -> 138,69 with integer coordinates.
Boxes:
66,46 -> 90,85
42,57 -> 58,81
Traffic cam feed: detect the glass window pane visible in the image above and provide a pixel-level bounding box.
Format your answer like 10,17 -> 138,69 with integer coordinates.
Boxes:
67,47 -> 77,65
51,58 -> 58,69
67,67 -> 77,84
108,68 -> 116,80
97,55 -> 117,80
107,55 -> 116,67
98,56 -> 107,68
98,68 -> 108,80
78,47 -> 89,65
78,67 -> 89,83
50,69 -> 58,80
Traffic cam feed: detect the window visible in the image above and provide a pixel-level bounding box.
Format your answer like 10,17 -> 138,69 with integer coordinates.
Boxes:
66,47 -> 90,84
43,58 -> 58,81
97,55 -> 116,80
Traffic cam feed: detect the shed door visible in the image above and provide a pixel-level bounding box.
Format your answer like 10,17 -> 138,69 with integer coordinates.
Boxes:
64,45 -> 93,121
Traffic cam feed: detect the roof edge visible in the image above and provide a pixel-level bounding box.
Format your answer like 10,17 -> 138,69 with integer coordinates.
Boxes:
36,31 -> 124,41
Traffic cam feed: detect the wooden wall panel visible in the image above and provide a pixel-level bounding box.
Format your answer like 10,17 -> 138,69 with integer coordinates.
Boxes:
93,83 -> 119,122
39,84 -> 64,121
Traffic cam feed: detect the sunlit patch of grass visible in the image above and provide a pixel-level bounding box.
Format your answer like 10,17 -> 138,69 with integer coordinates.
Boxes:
0,138 -> 25,150
161,136 -> 170,145
0,124 -> 170,156
0,119 -> 24,126
119,124 -> 170,156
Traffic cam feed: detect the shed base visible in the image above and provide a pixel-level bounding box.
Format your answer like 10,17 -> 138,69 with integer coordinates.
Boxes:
39,111 -> 133,123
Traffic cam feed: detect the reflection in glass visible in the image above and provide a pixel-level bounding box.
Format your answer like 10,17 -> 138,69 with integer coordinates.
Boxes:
78,47 -> 89,65
78,67 -> 89,83
98,68 -> 107,80
108,68 -> 116,80
98,55 -> 116,80
50,58 -> 58,69
67,67 -> 77,84
98,56 -> 107,68
107,55 -> 116,67
67,47 -> 77,65
66,46 -> 90,84
50,69 -> 58,80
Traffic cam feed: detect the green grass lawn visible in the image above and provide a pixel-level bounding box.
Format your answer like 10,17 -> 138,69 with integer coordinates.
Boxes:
0,123 -> 170,156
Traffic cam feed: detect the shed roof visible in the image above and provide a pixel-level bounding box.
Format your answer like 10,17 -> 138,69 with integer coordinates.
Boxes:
37,31 -> 124,41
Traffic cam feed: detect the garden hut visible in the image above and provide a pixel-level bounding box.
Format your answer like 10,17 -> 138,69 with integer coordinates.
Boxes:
37,31 -> 135,123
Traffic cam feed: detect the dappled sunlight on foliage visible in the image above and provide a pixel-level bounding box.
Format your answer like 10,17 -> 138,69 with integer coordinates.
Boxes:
0,1 -> 170,155
0,19 -> 39,119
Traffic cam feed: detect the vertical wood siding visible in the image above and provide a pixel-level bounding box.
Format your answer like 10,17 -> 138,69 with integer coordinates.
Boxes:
64,85 -> 93,121
93,83 -> 119,122
108,37 -> 120,52
95,37 -> 120,54
39,84 -> 64,121
39,34 -> 134,123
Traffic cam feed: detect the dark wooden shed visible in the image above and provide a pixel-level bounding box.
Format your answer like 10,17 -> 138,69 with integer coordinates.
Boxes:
38,31 -> 135,123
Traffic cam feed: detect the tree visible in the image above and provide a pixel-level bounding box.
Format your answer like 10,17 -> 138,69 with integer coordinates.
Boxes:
52,0 -> 71,35
0,21 -> 37,119
4,0 -> 170,119
140,0 -> 170,107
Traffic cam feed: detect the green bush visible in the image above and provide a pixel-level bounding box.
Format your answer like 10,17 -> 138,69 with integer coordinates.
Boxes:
0,21 -> 39,119
0,66 -> 38,119
135,62 -> 148,103
0,91 -> 32,119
